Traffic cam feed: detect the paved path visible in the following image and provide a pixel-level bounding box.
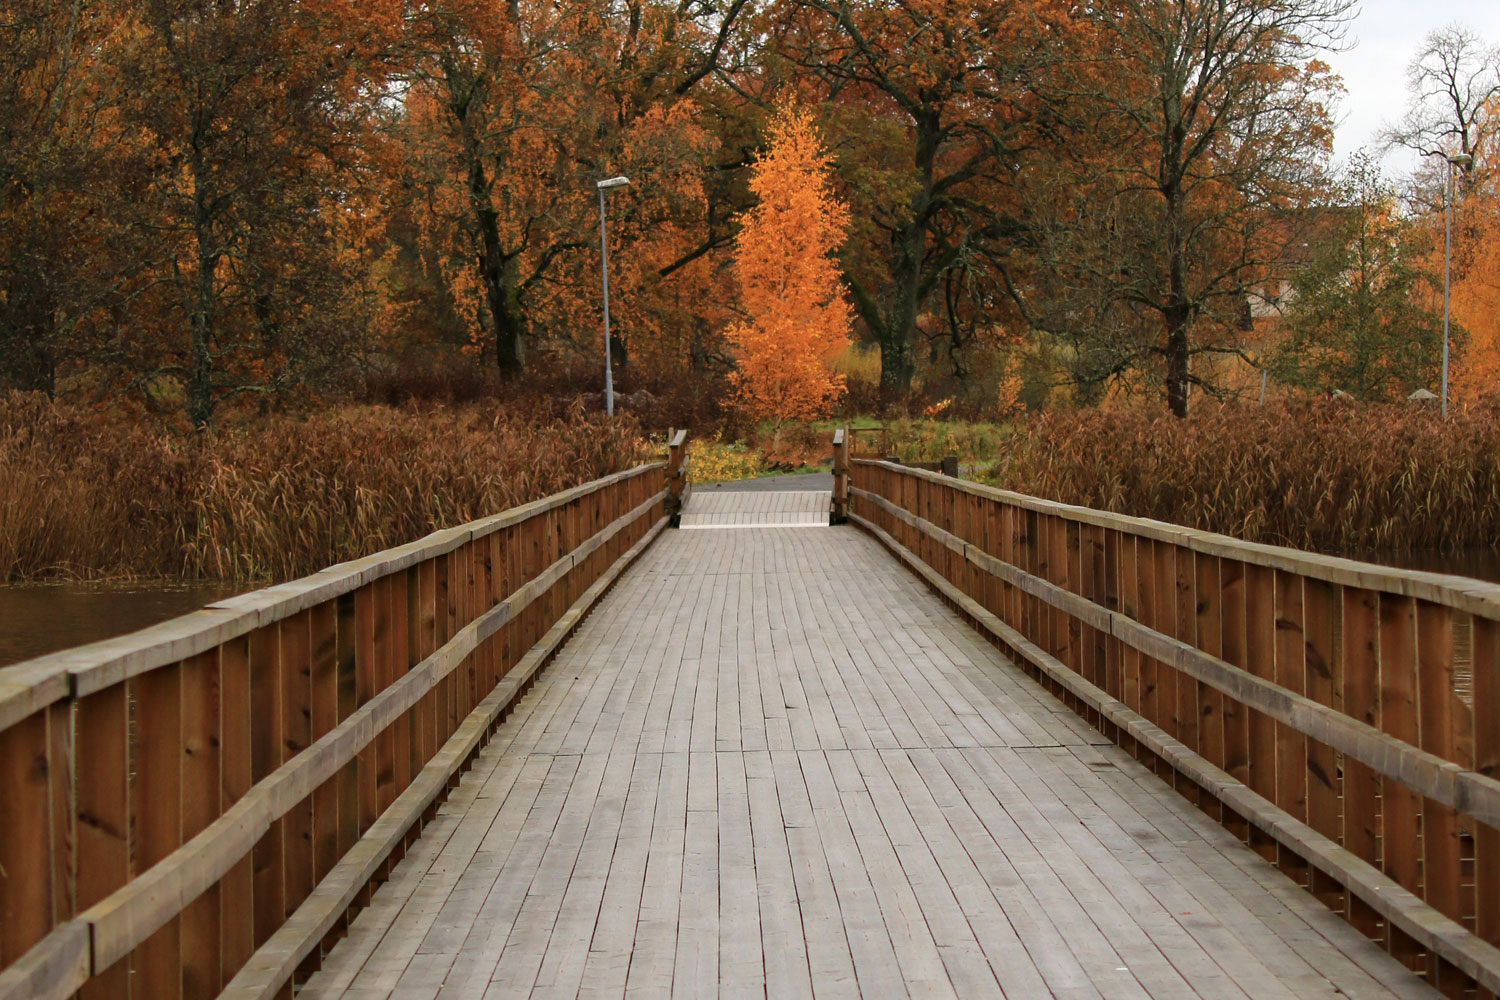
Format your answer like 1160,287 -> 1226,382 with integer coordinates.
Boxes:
301,526 -> 1434,999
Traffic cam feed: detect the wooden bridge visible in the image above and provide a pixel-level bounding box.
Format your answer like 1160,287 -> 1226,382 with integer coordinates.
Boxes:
1,429 -> 1498,999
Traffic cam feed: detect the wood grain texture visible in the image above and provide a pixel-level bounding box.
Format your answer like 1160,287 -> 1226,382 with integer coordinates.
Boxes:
296,524 -> 1434,1000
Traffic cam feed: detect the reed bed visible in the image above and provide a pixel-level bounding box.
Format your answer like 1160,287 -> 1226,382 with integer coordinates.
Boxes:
0,394 -> 649,582
981,401 -> 1500,554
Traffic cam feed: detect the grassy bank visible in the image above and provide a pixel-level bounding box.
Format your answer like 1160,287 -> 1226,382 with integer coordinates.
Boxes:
0,394 -> 649,582
982,401 -> 1500,554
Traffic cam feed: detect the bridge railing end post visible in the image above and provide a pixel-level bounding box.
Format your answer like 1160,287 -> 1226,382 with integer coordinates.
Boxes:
831,427 -> 849,524
667,429 -> 689,527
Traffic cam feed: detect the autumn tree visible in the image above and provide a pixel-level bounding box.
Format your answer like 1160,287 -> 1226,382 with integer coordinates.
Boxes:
728,103 -> 851,427
398,0 -> 749,381
1380,23 -> 1500,403
1272,158 -> 1446,399
0,2 -> 129,396
108,0 -> 395,426
773,0 -> 1061,394
1009,0 -> 1350,416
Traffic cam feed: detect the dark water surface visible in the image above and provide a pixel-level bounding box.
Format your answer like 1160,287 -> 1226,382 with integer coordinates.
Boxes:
1351,548 -> 1500,585
0,581 -> 245,668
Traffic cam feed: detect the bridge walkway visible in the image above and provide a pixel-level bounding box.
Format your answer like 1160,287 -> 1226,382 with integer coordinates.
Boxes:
299,514 -> 1435,998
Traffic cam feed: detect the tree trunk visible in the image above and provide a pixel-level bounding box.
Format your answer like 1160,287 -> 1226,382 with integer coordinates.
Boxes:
464,135 -> 524,379
188,159 -> 217,429
1165,303 -> 1189,418
877,112 -> 941,395
189,248 -> 217,429
488,271 -> 524,377
878,335 -> 914,394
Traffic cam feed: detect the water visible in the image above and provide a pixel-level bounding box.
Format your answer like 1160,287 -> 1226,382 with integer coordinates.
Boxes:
1350,548 -> 1500,586
0,581 -> 245,668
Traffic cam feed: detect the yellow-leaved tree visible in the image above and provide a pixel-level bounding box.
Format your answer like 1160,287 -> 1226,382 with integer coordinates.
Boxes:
729,102 -> 851,430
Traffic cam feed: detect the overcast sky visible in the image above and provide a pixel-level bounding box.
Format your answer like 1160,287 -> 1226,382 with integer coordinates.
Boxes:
1328,0 -> 1500,174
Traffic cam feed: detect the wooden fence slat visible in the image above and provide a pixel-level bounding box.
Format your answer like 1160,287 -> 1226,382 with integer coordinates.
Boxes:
310,604 -> 339,885
76,685 -> 131,1000
1175,546 -> 1199,770
1379,593 -> 1422,966
1475,615 -> 1500,954
391,571 -> 413,803
1303,579 -> 1345,913
47,701 -> 74,930
1153,541 -> 1179,747
1417,601 -> 1464,968
180,651 -> 223,999
1342,587 -> 1382,940
248,624 -> 284,951
1195,553 -> 1224,819
1120,535 -> 1142,723
334,592 -> 359,867
354,586 -> 378,846
372,577 -> 396,817
220,635 -> 254,985
0,710 -> 53,969
131,662 -> 183,1000
1220,558 -> 1249,842
1090,525 -> 1110,714
279,612 -> 314,923
1137,539 -> 1161,757
1245,564 -> 1278,861
1273,570 -> 1308,880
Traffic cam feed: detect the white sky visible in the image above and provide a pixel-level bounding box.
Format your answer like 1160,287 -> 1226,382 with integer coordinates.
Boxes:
1328,0 -> 1500,175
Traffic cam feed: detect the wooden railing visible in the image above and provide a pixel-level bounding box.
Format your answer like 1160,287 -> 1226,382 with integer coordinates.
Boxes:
0,459 -> 676,1000
849,457 -> 1500,995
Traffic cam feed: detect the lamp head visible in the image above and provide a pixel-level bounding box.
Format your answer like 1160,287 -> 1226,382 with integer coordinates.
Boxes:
596,176 -> 631,189
1448,153 -> 1473,168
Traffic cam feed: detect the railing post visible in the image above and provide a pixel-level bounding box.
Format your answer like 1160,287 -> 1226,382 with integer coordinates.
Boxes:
831,427 -> 848,524
667,429 -> 689,527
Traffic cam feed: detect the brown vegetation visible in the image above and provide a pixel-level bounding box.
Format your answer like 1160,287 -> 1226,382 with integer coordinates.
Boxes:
984,401 -> 1500,553
0,393 -> 648,582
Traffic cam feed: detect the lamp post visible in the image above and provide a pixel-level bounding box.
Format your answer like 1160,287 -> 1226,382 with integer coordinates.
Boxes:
596,175 -> 630,417
1434,151 -> 1472,418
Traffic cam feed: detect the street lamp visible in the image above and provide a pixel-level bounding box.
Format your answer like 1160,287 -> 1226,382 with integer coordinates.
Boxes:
596,175 -> 630,417
1432,151 -> 1472,418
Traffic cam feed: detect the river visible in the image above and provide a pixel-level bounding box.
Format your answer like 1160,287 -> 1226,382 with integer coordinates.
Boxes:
0,581 -> 245,668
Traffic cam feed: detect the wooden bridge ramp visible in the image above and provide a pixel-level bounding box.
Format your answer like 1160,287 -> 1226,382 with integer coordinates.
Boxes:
301,523 -> 1433,999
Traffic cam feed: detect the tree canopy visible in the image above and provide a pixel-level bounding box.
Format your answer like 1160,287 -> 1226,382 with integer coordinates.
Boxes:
6,0 -> 1495,421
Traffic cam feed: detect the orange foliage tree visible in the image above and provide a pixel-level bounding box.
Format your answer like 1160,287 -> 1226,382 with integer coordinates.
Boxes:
1449,154 -> 1500,402
728,103 -> 851,426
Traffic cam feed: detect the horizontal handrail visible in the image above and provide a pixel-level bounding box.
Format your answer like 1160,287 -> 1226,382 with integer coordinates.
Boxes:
851,457 -> 1500,619
0,462 -> 667,728
852,485 -> 1500,824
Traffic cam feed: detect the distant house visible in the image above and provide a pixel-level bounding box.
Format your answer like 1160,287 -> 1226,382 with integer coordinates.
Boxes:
1244,207 -> 1355,332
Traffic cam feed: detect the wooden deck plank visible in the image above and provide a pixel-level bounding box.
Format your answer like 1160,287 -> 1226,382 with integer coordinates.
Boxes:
307,525 -> 1438,1000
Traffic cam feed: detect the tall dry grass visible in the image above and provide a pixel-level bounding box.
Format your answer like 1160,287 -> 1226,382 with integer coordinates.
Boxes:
983,401 -> 1500,553
0,394 -> 649,582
